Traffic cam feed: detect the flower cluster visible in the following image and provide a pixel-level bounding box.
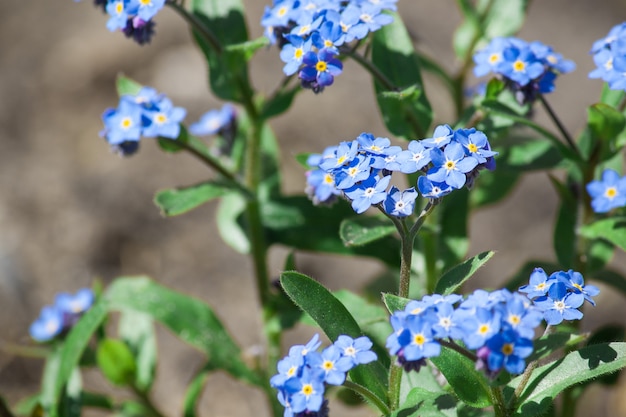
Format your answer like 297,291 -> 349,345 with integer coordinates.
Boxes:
261,0 -> 397,92
100,87 -> 187,156
305,126 -> 496,215
520,268 -> 599,325
271,334 -> 376,417
29,288 -> 95,342
473,37 -> 575,103
586,168 -> 626,213
90,0 -> 165,44
386,290 -> 542,376
589,22 -> 626,91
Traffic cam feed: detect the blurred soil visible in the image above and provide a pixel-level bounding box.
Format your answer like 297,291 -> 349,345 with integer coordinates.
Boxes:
1,0 -> 626,416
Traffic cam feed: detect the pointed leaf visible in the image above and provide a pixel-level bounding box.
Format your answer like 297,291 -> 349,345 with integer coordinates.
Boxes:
96,339 -> 137,386
154,180 -> 238,216
382,293 -> 412,314
430,347 -> 492,408
587,103 -> 625,143
183,363 -> 215,417
506,342 -> 626,416
371,12 -> 432,139
280,271 -> 389,405
435,251 -> 495,295
105,277 -> 261,387
118,311 -> 157,392
579,217 -> 626,251
116,75 -> 143,96
391,387 -> 457,417
216,193 -> 250,254
339,216 -> 396,247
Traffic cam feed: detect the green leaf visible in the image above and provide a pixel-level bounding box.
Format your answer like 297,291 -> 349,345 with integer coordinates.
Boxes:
261,87 -> 300,120
435,251 -> 495,295
527,328 -> 586,363
586,325 -> 626,385
382,293 -> 411,314
116,75 -> 142,96
587,103 -> 626,143
105,277 -> 261,387
371,12 -> 432,138
600,83 -> 625,107
339,216 -> 396,247
154,180 -> 238,216
391,388 -> 457,417
579,217 -> 626,252
430,347 -> 492,408
216,193 -> 250,254
485,79 -> 505,99
399,362 -> 446,405
587,238 -> 615,273
263,197 -> 401,266
118,310 -> 156,392
96,339 -> 137,386
507,342 -> 626,416
280,271 -> 389,405
40,301 -> 109,417
497,140 -> 562,172
59,369 -> 82,417
470,170 -> 520,208
183,363 -> 215,417
549,176 -> 577,268
190,0 -> 251,102
224,36 -> 269,60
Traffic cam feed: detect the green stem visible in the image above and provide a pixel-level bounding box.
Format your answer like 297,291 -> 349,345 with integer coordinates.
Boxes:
343,381 -> 391,415
538,94 -> 581,159
342,48 -> 395,90
507,325 -> 555,413
439,339 -> 478,362
166,1 -> 223,53
388,364 -> 403,411
491,386 -> 508,417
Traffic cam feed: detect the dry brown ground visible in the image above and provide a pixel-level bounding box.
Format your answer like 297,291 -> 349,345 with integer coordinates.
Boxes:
1,0 -> 626,416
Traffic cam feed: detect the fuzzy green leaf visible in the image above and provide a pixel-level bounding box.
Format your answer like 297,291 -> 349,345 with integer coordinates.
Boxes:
435,251 -> 495,295
154,180 -> 237,216
96,339 -> 137,386
579,217 -> 626,252
339,216 -> 396,247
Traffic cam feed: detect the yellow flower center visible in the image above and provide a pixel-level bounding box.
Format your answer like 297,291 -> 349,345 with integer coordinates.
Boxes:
323,174 -> 334,184
294,48 -> 303,59
445,160 -> 456,170
468,143 -> 478,153
155,113 -> 167,124
478,324 -> 490,335
316,61 -> 328,72
120,117 -> 133,129
488,53 -> 501,64
508,315 -> 521,326
287,366 -> 297,377
115,2 -> 124,14
277,7 -> 288,17
301,384 -> 314,396
605,187 -> 618,199
573,283 -> 583,292
324,40 -> 333,48
501,343 -> 514,356
513,60 -> 526,72
323,360 -> 334,370
413,334 -> 425,346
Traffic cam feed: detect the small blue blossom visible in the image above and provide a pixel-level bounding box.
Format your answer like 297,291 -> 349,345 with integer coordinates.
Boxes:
417,176 -> 453,199
189,103 -> 237,137
299,49 -> 343,91
284,367 -> 326,414
427,142 -> 479,189
29,306 -> 65,342
101,99 -> 143,145
383,186 -> 418,217
519,267 -> 557,299
135,0 -> 165,21
589,22 -> 626,91
280,35 -> 314,76
311,21 -> 344,52
396,140 -> 431,174
533,282 -> 585,325
55,288 -> 95,315
554,270 -> 600,306
333,335 -> 377,366
421,124 -> 455,149
486,329 -> 534,374
456,130 -> 498,164
586,168 -> 626,213
402,315 -> 441,361
142,97 -> 187,139
306,345 -> 352,385
344,174 -> 391,213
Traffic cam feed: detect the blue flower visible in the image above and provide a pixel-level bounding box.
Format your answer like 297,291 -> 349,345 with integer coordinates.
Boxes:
311,21 -> 344,52
270,351 -> 305,388
486,329 -> 533,374
417,176 -> 452,199
55,288 -> 95,315
305,169 -> 340,205
421,124 -> 455,148
142,97 -> 186,139
455,130 -> 497,164
333,335 -> 377,366
280,35 -> 314,76
402,315 -> 441,361
189,104 -> 237,137
533,282 -> 585,325
284,367 -> 326,414
101,99 -> 143,145
473,37 -> 514,77
319,140 -> 359,171
458,307 -> 501,350
554,270 -> 600,306
307,345 -> 353,385
383,186 -> 418,217
519,267 -> 557,299
497,292 -> 543,339
396,140 -> 431,174
497,45 -> 545,86
334,155 -> 374,190
344,174 -> 391,214
29,306 -> 65,342
589,22 -> 626,91
135,0 -> 165,21
299,49 -> 343,90
427,142 -> 478,189
106,0 -> 135,31
352,3 -> 393,35
586,168 -> 626,213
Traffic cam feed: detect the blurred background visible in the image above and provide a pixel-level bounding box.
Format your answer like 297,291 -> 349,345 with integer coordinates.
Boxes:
1,0 -> 626,415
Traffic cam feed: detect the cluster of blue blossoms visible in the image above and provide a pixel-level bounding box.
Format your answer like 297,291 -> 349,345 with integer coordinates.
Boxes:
84,0 -> 164,44
100,86 -> 238,156
586,168 -> 626,214
473,37 -> 575,103
305,125 -> 496,215
589,22 -> 626,91
29,289 -> 95,342
387,268 -> 597,376
271,334 -> 376,417
101,87 -> 187,156
261,0 -> 397,92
